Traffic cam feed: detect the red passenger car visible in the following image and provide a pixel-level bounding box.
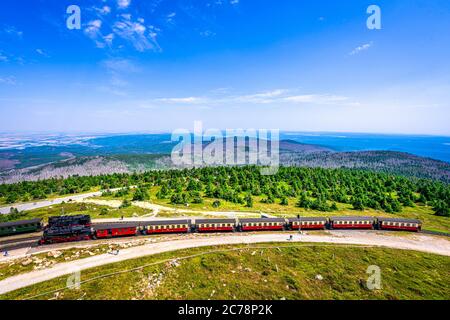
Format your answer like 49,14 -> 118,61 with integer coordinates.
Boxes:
288,217 -> 327,230
377,218 -> 421,232
195,219 -> 235,232
330,217 -> 375,230
239,218 -> 286,232
140,220 -> 191,234
94,223 -> 138,239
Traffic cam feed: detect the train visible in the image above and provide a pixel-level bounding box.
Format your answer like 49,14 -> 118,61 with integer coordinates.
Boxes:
0,218 -> 43,237
0,215 -> 422,245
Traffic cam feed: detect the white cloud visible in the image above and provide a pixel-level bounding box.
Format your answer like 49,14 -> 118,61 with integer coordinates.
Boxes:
283,94 -> 349,104
350,42 -> 373,56
98,6 -> 111,15
102,58 -> 140,73
148,89 -> 354,107
155,97 -> 209,104
235,89 -> 289,103
117,0 -> 131,9
230,0 -> 240,5
36,49 -> 50,57
0,76 -> 16,85
84,19 -> 102,39
3,26 -> 23,38
0,52 -> 8,62
113,18 -> 160,52
200,30 -> 216,37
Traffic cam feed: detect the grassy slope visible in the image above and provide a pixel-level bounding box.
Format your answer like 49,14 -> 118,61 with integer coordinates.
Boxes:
2,244 -> 449,300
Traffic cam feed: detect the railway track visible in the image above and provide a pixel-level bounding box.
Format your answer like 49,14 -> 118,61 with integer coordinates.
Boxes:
0,235 -> 41,252
421,230 -> 450,237
0,227 -> 448,255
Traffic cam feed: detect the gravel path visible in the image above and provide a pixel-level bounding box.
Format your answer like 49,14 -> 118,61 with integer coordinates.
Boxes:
0,231 -> 449,295
0,189 -> 127,214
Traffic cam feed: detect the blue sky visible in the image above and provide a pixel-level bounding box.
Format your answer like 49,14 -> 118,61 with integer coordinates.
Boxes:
0,0 -> 449,135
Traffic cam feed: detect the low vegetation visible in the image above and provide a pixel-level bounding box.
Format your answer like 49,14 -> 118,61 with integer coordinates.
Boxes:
2,243 -> 449,300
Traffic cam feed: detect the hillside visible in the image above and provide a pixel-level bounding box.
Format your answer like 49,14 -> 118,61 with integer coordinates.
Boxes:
2,244 -> 449,300
281,150 -> 450,183
1,150 -> 449,185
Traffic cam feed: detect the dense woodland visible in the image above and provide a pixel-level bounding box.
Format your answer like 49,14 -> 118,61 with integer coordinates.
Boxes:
0,166 -> 449,217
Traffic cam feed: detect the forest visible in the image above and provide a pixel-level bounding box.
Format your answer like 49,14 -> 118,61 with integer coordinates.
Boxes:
0,166 -> 449,217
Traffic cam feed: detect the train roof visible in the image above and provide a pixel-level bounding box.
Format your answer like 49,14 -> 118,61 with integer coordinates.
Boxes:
49,214 -> 90,220
195,219 -> 236,224
139,219 -> 191,226
377,217 -> 422,224
239,218 -> 286,223
288,217 -> 328,222
0,218 -> 42,228
330,216 -> 375,221
93,222 -> 139,230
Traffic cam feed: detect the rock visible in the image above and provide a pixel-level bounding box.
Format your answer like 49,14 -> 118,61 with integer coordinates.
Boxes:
21,259 -> 33,266
48,251 -> 62,258
170,259 -> 181,267
280,297 -> 286,300
315,274 -> 323,281
251,251 -> 257,256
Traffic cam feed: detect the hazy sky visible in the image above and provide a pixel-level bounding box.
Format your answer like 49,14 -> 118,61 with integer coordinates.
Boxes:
0,0 -> 449,135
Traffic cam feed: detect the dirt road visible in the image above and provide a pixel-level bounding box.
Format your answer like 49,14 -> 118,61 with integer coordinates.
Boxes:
0,188 -> 127,215
0,231 -> 449,296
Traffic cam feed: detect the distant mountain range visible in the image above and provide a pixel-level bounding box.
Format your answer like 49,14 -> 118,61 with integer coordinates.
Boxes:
0,134 -> 449,184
